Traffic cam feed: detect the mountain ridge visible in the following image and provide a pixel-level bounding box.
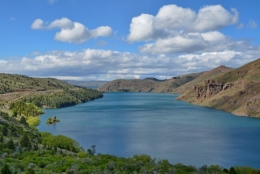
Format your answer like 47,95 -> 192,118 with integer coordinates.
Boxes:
98,72 -> 202,93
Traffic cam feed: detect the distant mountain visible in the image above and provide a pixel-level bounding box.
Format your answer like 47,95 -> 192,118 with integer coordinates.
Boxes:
63,80 -> 108,89
173,65 -> 233,94
178,58 -> 260,117
98,73 -> 202,93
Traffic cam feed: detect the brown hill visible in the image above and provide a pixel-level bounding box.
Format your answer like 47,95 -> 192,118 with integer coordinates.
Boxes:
173,65 -> 232,94
178,58 -> 260,117
98,73 -> 202,93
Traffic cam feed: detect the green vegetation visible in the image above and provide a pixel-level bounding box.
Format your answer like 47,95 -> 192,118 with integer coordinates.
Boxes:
0,73 -> 72,94
46,116 -> 60,125
10,101 -> 44,117
0,73 -> 103,114
19,88 -> 103,108
9,101 -> 44,127
41,132 -> 80,152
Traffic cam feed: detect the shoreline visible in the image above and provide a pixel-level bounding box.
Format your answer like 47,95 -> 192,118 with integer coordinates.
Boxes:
103,91 -> 257,118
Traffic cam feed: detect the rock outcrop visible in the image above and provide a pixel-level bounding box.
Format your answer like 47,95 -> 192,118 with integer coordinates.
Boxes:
173,65 -> 232,94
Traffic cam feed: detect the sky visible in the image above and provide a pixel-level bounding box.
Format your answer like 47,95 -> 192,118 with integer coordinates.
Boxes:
0,0 -> 260,81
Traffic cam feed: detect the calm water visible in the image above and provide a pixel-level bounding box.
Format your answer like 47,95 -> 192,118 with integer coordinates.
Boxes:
38,92 -> 260,168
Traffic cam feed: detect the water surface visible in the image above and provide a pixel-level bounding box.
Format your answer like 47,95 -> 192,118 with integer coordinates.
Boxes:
38,92 -> 260,168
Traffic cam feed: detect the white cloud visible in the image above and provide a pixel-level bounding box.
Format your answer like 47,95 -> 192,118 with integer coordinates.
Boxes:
31,18 -> 113,43
248,19 -> 257,28
127,14 -> 155,42
49,17 -> 74,29
127,4 -> 241,55
154,5 -> 196,31
139,31 -> 243,54
31,19 -> 44,29
127,4 -> 239,43
192,6 -> 238,32
1,47 -> 259,81
91,26 -> 113,38
140,34 -> 206,54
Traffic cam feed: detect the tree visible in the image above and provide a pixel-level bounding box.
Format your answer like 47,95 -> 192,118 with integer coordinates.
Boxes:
17,101 -> 25,116
87,145 -> 96,155
1,164 -> 12,174
2,125 -> 8,136
12,110 -> 17,117
20,132 -> 30,148
6,139 -> 15,150
26,168 -> 35,174
20,116 -> 28,125
0,143 -> 3,150
33,143 -> 38,151
0,135 -> 3,142
229,167 -> 237,174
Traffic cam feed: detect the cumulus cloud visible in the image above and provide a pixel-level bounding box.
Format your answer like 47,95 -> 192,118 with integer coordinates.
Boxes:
192,6 -> 238,32
138,31 -> 250,54
31,19 -> 44,29
154,5 -> 196,31
31,18 -> 113,43
127,4 -> 241,55
127,14 -> 155,42
1,46 -> 259,81
128,5 -> 239,42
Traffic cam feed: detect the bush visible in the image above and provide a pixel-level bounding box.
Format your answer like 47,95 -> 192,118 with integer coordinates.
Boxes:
1,164 -> 12,174
6,139 -> 15,150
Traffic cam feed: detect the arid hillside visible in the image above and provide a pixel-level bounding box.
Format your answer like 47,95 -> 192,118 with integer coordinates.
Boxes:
178,58 -> 260,117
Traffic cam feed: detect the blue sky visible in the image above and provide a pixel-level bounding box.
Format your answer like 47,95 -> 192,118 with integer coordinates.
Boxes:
0,0 -> 259,80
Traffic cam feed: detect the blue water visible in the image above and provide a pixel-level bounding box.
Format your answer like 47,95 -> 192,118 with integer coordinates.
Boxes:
37,92 -> 260,168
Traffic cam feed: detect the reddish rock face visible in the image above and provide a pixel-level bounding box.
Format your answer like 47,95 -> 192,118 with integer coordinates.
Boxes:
194,80 -> 224,99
